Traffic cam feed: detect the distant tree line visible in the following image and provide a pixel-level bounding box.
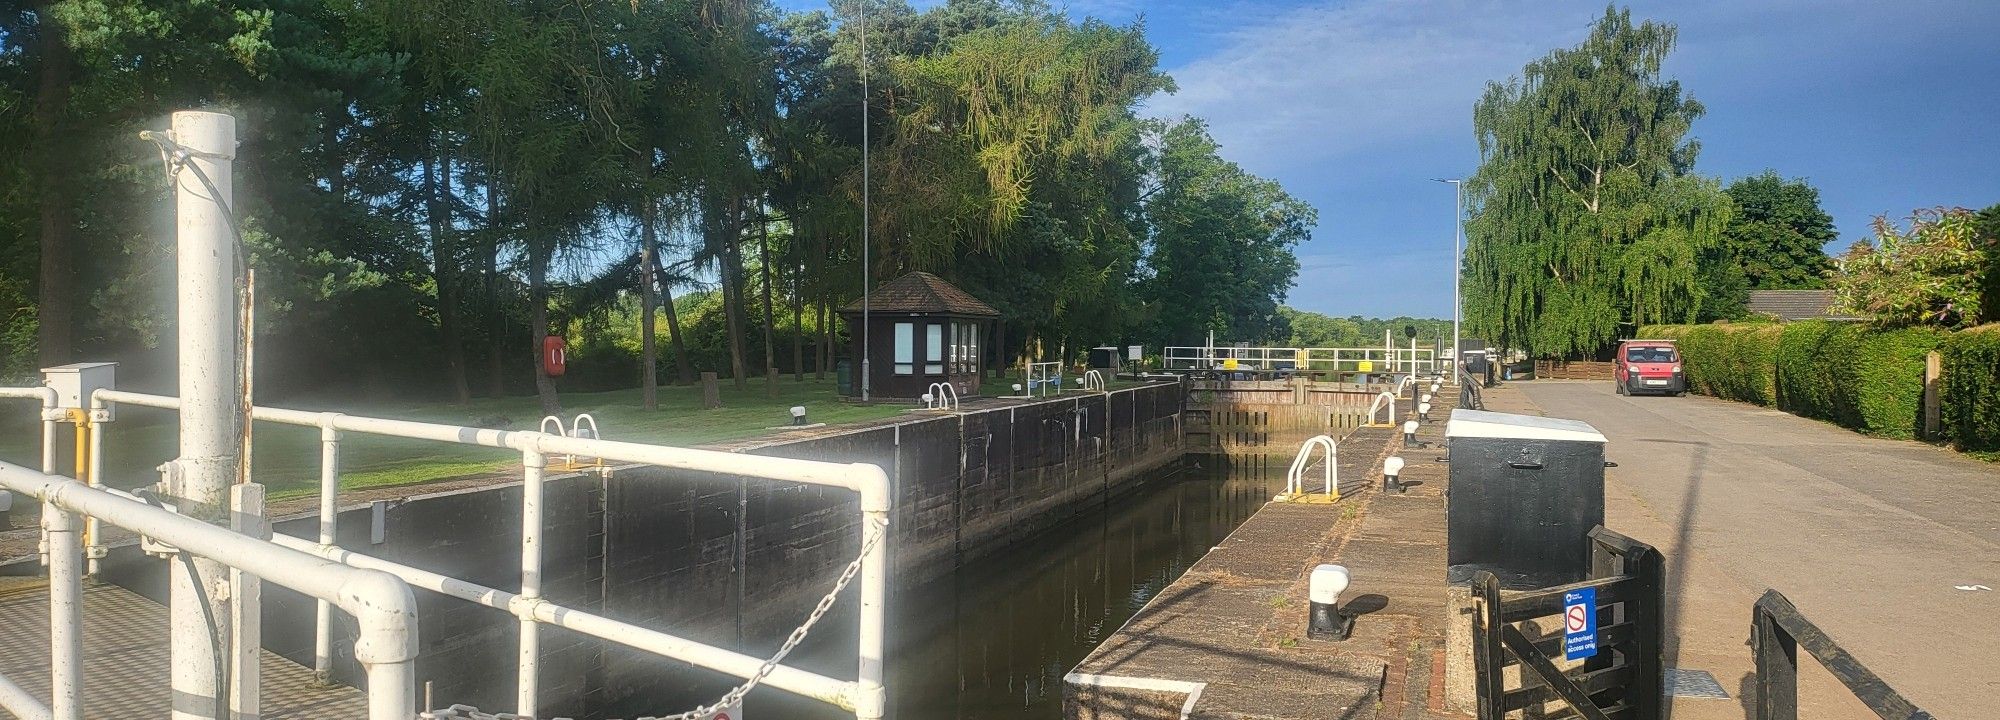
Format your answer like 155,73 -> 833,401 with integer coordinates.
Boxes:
0,0 -> 1314,408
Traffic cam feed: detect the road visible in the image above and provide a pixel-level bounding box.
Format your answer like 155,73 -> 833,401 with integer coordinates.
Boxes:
1490,380 -> 2000,719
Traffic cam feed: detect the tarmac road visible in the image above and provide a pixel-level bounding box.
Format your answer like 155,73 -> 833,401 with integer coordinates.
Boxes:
1499,380 -> 2000,719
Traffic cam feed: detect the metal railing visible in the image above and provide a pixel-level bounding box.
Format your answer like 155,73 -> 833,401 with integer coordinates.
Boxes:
1162,346 -> 1440,375
924,382 -> 959,410
0,460 -> 422,720
67,388 -> 893,720
1026,361 -> 1062,397
1282,434 -> 1338,498
1365,391 -> 1398,427
1081,370 -> 1107,393
1751,590 -> 1931,720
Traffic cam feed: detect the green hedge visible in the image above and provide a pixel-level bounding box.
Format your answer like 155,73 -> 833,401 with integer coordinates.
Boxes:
1645,321 -> 1946,441
1636,323 -> 1779,405
1941,325 -> 2000,451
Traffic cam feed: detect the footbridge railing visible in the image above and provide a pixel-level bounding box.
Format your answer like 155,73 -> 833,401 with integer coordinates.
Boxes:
1163,345 -> 1441,376
4,385 -> 894,720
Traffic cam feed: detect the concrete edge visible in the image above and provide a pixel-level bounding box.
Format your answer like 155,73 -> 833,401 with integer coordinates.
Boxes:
1063,673 -> 1207,720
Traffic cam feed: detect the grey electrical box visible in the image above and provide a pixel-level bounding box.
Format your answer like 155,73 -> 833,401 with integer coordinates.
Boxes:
1445,409 -> 1606,589
42,362 -> 117,416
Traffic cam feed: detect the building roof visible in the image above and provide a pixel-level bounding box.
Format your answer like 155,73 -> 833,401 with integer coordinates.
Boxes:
842,272 -> 1000,317
1746,289 -> 1843,321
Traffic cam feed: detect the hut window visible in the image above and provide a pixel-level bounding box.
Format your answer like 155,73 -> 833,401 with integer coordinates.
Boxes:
894,322 -> 914,375
926,323 -> 944,374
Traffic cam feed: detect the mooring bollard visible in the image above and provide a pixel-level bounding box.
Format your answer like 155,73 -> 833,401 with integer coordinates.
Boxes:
1383,455 -> 1405,494
790,405 -> 808,426
1404,419 -> 1419,446
1308,564 -> 1353,640
1419,401 -> 1432,421
700,371 -> 721,410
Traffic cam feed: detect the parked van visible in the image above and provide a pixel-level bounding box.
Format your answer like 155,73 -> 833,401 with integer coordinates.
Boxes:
1615,339 -> 1683,396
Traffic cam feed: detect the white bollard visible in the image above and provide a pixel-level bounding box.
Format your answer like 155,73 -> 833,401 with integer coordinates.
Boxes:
1419,401 -> 1432,421
1383,456 -> 1406,494
1404,419 -> 1419,445
1308,564 -> 1353,640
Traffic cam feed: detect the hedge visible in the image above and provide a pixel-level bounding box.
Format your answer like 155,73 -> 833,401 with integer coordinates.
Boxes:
1941,324 -> 2000,451
1644,321 -> 1946,441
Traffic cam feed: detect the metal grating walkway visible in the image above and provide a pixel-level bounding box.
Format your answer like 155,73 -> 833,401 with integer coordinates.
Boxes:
0,580 -> 367,717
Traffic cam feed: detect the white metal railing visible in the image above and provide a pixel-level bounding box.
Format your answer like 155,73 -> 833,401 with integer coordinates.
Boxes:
1026,361 -> 1061,397
1162,346 -> 1439,375
0,459 -> 422,720
1081,370 -> 1107,393
85,388 -> 893,720
1283,434 -> 1338,498
1366,391 -> 1398,427
923,382 -> 958,410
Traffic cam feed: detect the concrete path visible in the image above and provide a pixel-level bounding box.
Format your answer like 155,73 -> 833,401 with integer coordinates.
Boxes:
1498,380 -> 2000,718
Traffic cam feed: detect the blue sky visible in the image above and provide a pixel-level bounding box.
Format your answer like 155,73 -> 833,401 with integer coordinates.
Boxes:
786,0 -> 2000,318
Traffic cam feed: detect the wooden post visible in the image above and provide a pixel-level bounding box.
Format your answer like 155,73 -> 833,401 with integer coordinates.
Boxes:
1923,350 -> 1942,440
701,372 -> 721,410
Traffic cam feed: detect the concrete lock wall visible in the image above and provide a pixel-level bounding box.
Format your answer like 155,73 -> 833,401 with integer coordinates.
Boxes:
98,380 -> 1186,716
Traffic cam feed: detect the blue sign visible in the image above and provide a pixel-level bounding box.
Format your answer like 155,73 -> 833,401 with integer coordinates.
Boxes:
1562,587 -> 1599,661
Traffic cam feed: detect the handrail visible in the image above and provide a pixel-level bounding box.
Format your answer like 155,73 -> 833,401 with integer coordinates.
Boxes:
1283,434 -> 1337,497
1366,391 -> 1398,427
1162,346 -> 1439,374
1751,590 -> 1932,720
1082,369 -> 1107,393
924,382 -> 958,410
1026,361 -> 1061,397
87,388 -> 893,719
0,461 -> 420,720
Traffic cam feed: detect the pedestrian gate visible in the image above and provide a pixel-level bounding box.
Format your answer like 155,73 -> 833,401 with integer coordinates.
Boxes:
1472,527 -> 1664,720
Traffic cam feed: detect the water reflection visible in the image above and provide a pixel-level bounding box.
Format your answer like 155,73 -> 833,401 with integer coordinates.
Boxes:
886,454 -> 1277,719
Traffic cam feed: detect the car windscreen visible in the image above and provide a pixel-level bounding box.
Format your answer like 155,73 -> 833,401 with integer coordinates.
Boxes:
1625,346 -> 1677,363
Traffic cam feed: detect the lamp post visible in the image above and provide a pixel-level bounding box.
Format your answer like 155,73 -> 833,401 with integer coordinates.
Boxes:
1431,178 -> 1463,386
859,0 -> 872,402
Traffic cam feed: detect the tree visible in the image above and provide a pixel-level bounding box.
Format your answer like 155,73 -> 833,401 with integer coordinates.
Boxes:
1464,6 -> 1733,356
1279,308 -> 1363,347
1975,202 -> 2000,323
1720,170 -> 1836,289
1832,207 -> 1987,329
1139,118 -> 1313,345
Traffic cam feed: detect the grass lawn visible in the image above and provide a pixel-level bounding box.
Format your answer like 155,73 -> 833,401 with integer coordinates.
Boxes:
0,378 -> 902,501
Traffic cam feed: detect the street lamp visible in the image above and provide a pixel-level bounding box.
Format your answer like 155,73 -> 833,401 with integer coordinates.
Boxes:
1431,178 -> 1464,386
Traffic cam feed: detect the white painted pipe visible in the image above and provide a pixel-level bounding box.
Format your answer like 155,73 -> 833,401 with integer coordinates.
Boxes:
0,673 -> 51,720
853,463 -> 892,720
271,534 -> 862,710
85,410 -> 104,577
228,484 -> 263,720
314,415 -> 341,681
169,109 -> 240,720
517,448 -> 544,717
45,504 -> 81,720
0,461 -> 418,720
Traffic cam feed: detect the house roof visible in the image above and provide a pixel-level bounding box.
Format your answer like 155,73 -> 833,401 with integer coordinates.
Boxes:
841,272 -> 1000,317
1747,289 -> 1843,321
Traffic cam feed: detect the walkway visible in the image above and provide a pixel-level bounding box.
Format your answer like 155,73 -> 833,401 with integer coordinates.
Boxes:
0,579 -> 366,717
1496,380 -> 2000,718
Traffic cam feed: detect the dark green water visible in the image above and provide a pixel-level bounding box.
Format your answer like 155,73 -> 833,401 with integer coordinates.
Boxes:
705,454 -> 1280,720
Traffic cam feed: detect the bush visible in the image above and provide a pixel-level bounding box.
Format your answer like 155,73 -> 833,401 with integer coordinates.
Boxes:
1941,324 -> 2000,451
1639,323 -> 1777,405
1774,321 -> 1944,439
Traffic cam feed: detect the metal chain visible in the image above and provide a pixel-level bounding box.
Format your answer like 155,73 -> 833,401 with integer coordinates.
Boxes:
638,515 -> 887,720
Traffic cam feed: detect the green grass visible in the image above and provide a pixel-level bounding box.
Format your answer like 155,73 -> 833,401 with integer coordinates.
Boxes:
0,378 -> 902,500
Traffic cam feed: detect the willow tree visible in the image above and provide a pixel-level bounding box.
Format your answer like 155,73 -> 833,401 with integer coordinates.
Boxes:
1464,6 -> 1734,356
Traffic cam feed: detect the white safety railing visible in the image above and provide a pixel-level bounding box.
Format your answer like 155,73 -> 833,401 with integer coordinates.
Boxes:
1365,391 -> 1398,427
1283,434 -> 1338,498
923,382 -> 959,410
0,459 -> 422,720
1081,370 -> 1107,393
87,388 -> 893,720
538,413 -> 605,470
1163,346 -> 1439,375
1026,361 -> 1062,397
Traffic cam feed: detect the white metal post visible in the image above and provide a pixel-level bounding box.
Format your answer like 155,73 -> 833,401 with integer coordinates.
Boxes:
84,407 -> 104,576
517,447 -> 546,717
1452,179 -> 1464,386
314,417 -> 341,681
45,503 -> 81,720
854,464 -> 891,720
168,109 -> 241,720
229,483 -> 264,720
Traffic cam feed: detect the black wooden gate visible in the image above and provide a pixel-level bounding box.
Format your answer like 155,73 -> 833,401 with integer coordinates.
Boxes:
1472,526 -> 1664,720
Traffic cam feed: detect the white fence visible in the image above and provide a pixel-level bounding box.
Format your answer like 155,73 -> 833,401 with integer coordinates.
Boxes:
1,386 -> 894,720
1162,345 -> 1443,376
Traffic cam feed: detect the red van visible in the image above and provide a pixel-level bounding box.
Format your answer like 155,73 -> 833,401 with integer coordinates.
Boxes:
1615,339 -> 1683,396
